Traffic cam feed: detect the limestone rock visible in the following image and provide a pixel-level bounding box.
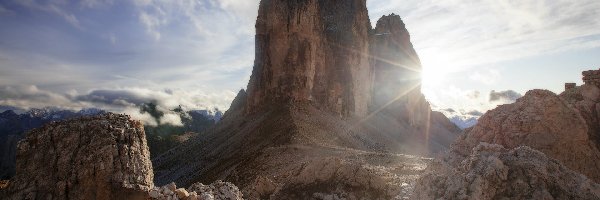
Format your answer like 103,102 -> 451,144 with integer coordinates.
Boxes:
454,89 -> 600,182
246,0 -> 372,117
560,83 -> 600,151
414,143 -> 600,200
152,0 -> 460,198
1,113 -> 153,200
175,188 -> 189,199
188,181 -> 243,200
583,68 -> 600,88
369,14 -> 423,115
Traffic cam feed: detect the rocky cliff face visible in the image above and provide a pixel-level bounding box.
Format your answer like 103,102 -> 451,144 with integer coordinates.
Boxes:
414,70 -> 600,199
0,108 -> 106,179
453,88 -> 600,182
152,0 -> 460,198
370,14 -> 422,110
1,113 -> 243,200
1,113 -> 154,200
414,143 -> 600,199
561,83 -> 600,151
370,14 -> 431,129
246,0 -> 372,117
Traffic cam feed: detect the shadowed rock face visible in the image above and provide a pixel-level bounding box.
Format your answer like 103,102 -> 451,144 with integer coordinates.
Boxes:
1,113 -> 154,200
246,0 -> 372,117
152,0 -> 461,198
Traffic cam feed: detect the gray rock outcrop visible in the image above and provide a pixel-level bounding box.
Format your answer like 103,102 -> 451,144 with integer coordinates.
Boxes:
454,88 -> 600,182
1,113 -> 154,200
246,0 -> 372,117
149,181 -> 243,200
414,143 -> 600,199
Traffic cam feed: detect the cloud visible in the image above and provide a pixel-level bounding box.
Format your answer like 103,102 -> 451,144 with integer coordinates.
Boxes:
0,85 -> 84,109
75,89 -> 152,106
466,110 -> 484,117
138,10 -> 165,40
489,90 -> 523,102
130,0 -> 259,41
0,0 -> 254,118
368,0 -> 600,72
466,91 -> 481,99
443,108 -> 456,113
469,69 -> 500,85
0,85 -> 236,126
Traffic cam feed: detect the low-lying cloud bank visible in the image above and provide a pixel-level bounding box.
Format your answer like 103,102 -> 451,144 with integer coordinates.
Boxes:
0,85 -> 236,126
432,89 -> 524,129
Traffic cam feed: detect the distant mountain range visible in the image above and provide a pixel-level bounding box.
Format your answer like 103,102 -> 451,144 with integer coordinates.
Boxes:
0,107 -> 221,179
448,115 -> 479,129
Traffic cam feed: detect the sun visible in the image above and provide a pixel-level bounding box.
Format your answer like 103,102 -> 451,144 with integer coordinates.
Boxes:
421,64 -> 447,88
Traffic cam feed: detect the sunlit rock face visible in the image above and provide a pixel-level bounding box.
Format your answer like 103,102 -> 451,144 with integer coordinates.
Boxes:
369,14 -> 431,128
454,88 -> 600,182
246,0 -> 372,117
370,14 -> 422,110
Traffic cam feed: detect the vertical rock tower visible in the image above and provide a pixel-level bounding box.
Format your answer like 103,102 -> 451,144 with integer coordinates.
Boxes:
245,1 -> 432,125
370,14 -> 422,108
369,14 -> 430,127
246,0 -> 372,117
153,0 -> 461,197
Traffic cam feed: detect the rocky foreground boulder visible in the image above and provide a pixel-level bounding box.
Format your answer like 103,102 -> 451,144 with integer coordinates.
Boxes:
414,72 -> 600,199
0,113 -> 242,200
1,113 -> 154,199
414,143 -> 600,199
149,181 -> 242,200
453,89 -> 600,182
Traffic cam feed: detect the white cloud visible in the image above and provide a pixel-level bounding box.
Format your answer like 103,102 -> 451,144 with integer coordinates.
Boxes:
469,69 -> 500,85
0,85 -> 85,110
0,85 -> 236,126
371,0 -> 600,121
138,10 -> 165,40
369,0 -> 600,72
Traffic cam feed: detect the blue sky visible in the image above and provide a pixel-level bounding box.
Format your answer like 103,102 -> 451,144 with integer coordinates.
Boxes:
0,0 -> 599,123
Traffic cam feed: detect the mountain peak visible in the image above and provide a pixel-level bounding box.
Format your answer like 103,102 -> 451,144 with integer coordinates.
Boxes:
246,0 -> 372,117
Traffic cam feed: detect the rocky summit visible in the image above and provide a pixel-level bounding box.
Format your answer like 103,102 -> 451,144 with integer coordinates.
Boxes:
246,0 -> 372,117
453,88 -> 600,182
413,70 -> 600,199
152,0 -> 460,199
1,113 -> 154,200
0,113 -> 243,200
